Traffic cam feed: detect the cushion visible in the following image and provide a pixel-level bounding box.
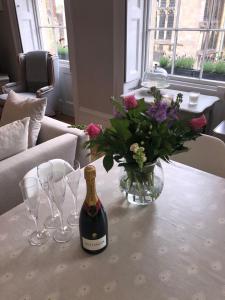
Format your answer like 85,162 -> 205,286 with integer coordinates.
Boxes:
0,117 -> 30,161
0,91 -> 47,147
25,51 -> 48,92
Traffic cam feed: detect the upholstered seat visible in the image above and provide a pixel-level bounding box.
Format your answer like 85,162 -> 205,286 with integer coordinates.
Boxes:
0,51 -> 58,116
171,134 -> 225,178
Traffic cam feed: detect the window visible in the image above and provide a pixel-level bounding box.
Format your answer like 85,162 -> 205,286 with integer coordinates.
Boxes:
35,0 -> 69,60
15,0 -> 69,60
156,0 -> 175,40
146,0 -> 225,83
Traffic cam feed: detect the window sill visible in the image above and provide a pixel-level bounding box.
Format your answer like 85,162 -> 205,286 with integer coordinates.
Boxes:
59,59 -> 70,69
124,75 -> 224,96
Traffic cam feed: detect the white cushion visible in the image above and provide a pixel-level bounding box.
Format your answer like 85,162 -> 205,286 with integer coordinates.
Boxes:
0,91 -> 47,147
0,117 -> 30,161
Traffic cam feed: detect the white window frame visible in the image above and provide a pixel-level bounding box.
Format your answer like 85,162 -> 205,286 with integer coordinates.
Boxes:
145,0 -> 225,89
32,0 -> 69,63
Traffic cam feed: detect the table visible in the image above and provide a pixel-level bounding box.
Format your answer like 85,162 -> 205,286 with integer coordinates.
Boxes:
1,158 -> 225,299
125,88 -> 219,133
126,87 -> 219,114
213,121 -> 225,143
214,120 -> 225,136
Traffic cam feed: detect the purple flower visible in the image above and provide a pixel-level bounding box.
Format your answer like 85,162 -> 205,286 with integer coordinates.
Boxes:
168,107 -> 178,120
148,101 -> 168,123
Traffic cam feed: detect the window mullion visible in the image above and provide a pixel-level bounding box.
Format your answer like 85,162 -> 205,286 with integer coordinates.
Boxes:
199,0 -> 215,79
142,0 -> 150,77
38,25 -> 66,29
171,0 -> 181,75
32,0 -> 42,49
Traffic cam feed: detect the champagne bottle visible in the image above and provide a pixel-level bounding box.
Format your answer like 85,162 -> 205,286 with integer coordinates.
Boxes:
79,165 -> 108,254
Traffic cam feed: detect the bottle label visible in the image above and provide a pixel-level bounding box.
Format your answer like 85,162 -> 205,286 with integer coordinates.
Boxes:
82,235 -> 107,251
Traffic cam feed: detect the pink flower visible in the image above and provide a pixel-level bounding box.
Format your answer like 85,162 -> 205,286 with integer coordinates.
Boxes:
190,114 -> 207,130
86,123 -> 102,138
124,95 -> 138,110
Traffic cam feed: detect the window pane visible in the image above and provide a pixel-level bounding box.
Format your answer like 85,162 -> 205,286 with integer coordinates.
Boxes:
147,30 -> 174,73
174,31 -> 207,78
202,31 -> 225,82
148,0 -> 178,29
37,0 -> 66,27
36,0 -> 69,60
210,0 -> 225,29
40,27 -> 69,60
146,0 -> 225,83
179,0 -> 211,29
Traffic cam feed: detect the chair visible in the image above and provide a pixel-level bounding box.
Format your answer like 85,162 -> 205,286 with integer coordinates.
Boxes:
170,134 -> 225,178
0,51 -> 58,116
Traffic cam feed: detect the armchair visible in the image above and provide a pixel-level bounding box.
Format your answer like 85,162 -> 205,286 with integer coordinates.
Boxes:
0,51 -> 58,116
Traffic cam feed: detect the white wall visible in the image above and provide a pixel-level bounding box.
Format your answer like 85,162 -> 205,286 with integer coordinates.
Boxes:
58,63 -> 74,117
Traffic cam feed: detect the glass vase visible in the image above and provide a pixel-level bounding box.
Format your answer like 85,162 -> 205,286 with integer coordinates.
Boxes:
119,159 -> 164,205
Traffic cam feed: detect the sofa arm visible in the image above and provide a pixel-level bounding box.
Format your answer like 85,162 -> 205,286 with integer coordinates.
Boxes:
2,82 -> 24,93
38,116 -> 91,167
0,133 -> 77,215
36,85 -> 54,97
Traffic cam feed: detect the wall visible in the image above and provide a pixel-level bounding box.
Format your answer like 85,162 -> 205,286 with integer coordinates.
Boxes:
58,62 -> 74,117
0,0 -> 22,80
65,0 -> 125,124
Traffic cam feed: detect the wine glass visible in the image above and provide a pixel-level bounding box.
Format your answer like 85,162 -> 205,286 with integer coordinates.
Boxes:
37,162 -> 60,229
66,160 -> 81,226
19,177 -> 49,246
50,164 -> 73,243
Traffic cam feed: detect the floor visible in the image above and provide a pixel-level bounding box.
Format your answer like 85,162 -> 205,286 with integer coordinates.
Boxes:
53,113 -> 74,125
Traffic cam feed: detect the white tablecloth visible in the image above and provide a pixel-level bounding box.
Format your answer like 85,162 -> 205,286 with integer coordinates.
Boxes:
1,158 -> 225,300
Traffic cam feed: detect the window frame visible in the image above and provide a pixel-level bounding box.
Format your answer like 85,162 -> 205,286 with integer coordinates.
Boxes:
143,0 -> 225,88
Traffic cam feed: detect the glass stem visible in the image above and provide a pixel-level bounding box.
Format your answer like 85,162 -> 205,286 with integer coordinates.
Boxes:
33,216 -> 41,238
48,189 -> 58,218
48,196 -> 55,217
58,209 -> 65,232
73,194 -> 79,217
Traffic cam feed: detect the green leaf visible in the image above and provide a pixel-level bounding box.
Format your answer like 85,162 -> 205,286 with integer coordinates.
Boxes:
68,124 -> 86,130
111,97 -> 126,115
136,98 -> 148,112
110,118 -> 131,140
103,155 -> 114,172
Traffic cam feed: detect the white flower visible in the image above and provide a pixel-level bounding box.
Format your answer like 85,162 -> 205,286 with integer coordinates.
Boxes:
130,143 -> 139,153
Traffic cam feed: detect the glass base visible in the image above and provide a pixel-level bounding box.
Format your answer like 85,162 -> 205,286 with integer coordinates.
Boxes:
125,191 -> 155,205
28,230 -> 50,246
119,160 -> 164,206
67,213 -> 79,226
53,226 -> 73,243
44,215 -> 61,229
121,175 -> 163,205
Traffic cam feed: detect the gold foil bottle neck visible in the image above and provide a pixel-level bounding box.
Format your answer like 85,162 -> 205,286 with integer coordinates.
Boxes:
84,165 -> 96,181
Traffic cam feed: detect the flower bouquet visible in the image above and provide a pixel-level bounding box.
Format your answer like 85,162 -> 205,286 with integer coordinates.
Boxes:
84,87 -> 207,205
